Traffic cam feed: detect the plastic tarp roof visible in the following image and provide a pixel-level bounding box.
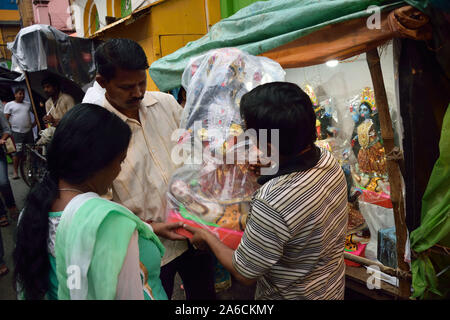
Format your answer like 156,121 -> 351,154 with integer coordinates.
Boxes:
7,24 -> 101,99
0,66 -> 20,80
0,66 -> 23,102
149,0 -> 427,92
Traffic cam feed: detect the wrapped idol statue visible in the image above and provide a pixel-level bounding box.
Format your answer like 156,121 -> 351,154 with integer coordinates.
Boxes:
167,48 -> 285,249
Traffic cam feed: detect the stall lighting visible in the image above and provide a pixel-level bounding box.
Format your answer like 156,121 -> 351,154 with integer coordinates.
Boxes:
326,60 -> 339,67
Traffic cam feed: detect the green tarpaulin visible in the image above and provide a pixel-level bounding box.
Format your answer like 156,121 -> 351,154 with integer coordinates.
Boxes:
149,0 -> 428,92
220,0 -> 269,19
410,105 -> 450,299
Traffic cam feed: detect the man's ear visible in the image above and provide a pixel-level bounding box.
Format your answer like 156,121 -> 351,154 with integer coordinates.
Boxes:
96,74 -> 107,89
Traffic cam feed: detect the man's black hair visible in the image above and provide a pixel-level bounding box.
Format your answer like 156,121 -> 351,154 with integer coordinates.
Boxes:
95,38 -> 149,81
41,76 -> 60,90
14,87 -> 25,94
240,82 -> 317,156
177,87 -> 186,104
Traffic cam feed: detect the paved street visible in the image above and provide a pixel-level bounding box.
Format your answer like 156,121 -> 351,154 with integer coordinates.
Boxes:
0,163 -> 28,300
0,163 -> 255,300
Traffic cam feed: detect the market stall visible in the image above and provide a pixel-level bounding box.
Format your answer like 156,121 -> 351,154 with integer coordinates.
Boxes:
149,0 -> 449,299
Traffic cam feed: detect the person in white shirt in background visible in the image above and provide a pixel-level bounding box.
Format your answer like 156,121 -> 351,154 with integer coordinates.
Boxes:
82,80 -> 106,106
0,109 -> 19,227
41,77 -> 75,127
4,88 -> 35,179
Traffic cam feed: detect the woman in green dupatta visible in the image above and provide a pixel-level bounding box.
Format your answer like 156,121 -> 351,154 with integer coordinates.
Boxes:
14,104 -> 174,300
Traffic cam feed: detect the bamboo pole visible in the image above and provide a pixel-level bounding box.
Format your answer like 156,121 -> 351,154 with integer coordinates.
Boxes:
366,48 -> 411,298
344,252 -> 412,280
24,72 -> 42,132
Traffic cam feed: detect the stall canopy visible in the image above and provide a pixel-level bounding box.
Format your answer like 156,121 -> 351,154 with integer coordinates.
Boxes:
149,0 -> 431,92
7,24 -> 101,102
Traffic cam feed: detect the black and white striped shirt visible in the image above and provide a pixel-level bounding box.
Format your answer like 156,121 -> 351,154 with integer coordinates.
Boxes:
232,147 -> 348,300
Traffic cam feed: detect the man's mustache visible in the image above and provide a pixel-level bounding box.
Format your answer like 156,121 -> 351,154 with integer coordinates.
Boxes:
127,96 -> 144,104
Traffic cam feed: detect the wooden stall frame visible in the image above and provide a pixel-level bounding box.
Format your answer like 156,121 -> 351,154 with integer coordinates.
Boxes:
365,48 -> 411,298
24,71 -> 42,132
337,47 -> 413,300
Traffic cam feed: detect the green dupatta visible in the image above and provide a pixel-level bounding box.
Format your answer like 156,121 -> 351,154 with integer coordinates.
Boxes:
55,192 -> 164,300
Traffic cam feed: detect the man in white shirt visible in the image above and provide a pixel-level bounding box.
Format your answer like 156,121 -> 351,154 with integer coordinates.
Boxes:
92,39 -> 216,300
82,80 -> 105,106
4,88 -> 35,179
41,77 -> 75,127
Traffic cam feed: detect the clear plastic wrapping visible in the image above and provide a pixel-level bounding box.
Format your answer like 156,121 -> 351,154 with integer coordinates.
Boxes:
179,47 -> 285,151
285,48 -> 405,268
167,48 -> 285,249
8,25 -> 99,88
304,84 -> 401,265
359,201 -> 395,262
302,84 -> 358,200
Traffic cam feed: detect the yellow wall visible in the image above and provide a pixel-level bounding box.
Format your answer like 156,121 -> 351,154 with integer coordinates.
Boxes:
83,0 -> 93,37
0,27 -> 4,60
159,34 -> 203,57
0,25 -> 20,60
0,9 -> 20,21
149,0 -> 208,62
90,4 -> 98,33
95,14 -> 158,90
92,0 -> 222,91
107,0 -> 113,17
114,0 -> 121,17
207,0 -> 221,29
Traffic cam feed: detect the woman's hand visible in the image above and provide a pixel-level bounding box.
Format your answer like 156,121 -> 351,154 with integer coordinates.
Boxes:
182,224 -> 215,250
150,221 -> 186,241
183,224 -> 256,286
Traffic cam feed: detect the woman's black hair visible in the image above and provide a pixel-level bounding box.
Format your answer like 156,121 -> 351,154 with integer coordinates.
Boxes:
95,38 -> 149,82
13,103 -> 131,299
240,82 -> 317,156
